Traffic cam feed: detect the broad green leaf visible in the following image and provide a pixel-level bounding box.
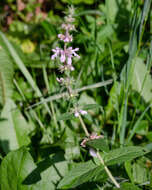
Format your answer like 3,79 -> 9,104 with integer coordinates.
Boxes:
0,99 -> 31,153
82,104 -> 101,110
106,0 -> 131,23
0,147 -> 36,190
78,93 -> 97,105
87,138 -> 109,152
58,160 -> 105,189
57,112 -> 74,121
0,148 -> 68,190
58,146 -> 148,189
104,146 -> 149,166
60,127 -> 80,160
106,0 -> 118,23
133,120 -> 149,135
97,24 -> 114,42
0,47 -> 13,105
132,157 -> 150,184
27,152 -> 68,190
105,81 -> 121,120
125,161 -> 134,183
125,159 -> 150,187
113,182 -> 141,190
131,57 -> 152,102
78,93 -> 98,115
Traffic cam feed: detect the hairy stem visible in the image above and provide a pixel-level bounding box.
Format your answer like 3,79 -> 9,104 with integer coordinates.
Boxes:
96,151 -> 120,188
78,115 -> 90,137
78,116 -> 120,188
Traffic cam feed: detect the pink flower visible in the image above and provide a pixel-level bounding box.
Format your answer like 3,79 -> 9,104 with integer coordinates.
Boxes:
74,111 -> 79,117
80,138 -> 88,147
80,133 -> 103,148
89,148 -> 97,157
65,47 -> 80,65
51,47 -> 61,60
79,110 -> 87,115
74,109 -> 87,118
59,64 -> 74,72
90,133 -> 103,140
35,7 -> 41,16
38,0 -> 44,3
17,0 -> 25,11
58,33 -> 73,43
26,13 -> 33,22
56,77 -> 64,83
51,47 -> 80,65
61,23 -> 75,31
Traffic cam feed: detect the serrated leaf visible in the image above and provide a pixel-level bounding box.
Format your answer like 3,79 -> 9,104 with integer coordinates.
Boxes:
57,160 -> 104,189
0,99 -> 31,153
87,138 -> 109,152
58,146 -> 148,189
113,182 -> 141,190
104,146 -> 149,166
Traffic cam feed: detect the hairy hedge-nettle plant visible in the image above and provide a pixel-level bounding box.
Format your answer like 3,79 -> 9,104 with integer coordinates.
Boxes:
51,6 -> 120,188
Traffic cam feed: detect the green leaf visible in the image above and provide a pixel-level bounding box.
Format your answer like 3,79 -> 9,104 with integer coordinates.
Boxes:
57,160 -> 105,189
105,81 -> 121,120
82,104 -> 101,110
57,112 -> 74,121
139,0 -> 152,43
0,47 -> 13,105
128,105 -> 150,143
0,148 -> 68,190
125,161 -> 134,183
0,99 -> 31,153
105,0 -> 118,23
104,146 -> 149,166
133,120 -> 149,135
58,146 -> 148,189
97,24 -> 114,42
131,57 -> 152,102
60,127 -> 81,160
113,182 -> 142,190
132,157 -> 150,184
25,152 -> 68,190
86,138 -> 109,152
0,147 -> 36,190
78,93 -> 98,115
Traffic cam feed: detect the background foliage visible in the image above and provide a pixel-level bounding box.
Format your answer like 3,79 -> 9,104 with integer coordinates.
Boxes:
0,0 -> 152,189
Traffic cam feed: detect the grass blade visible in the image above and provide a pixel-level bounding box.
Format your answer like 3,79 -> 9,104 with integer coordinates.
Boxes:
0,31 -> 52,116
